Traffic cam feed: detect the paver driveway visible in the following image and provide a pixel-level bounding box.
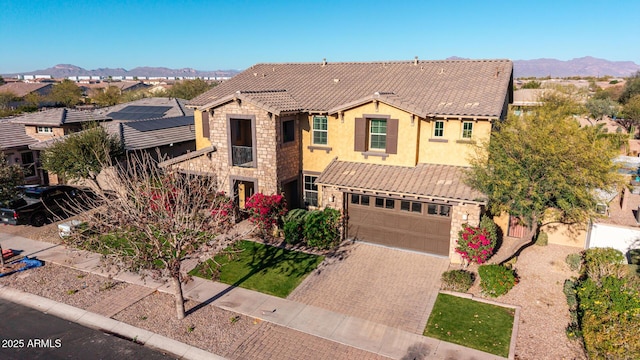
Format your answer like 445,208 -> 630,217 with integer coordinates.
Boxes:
288,241 -> 450,334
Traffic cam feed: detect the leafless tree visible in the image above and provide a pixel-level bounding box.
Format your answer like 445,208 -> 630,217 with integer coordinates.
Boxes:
65,151 -> 246,319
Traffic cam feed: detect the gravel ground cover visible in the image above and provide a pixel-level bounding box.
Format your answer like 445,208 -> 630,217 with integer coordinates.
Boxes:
461,244 -> 587,360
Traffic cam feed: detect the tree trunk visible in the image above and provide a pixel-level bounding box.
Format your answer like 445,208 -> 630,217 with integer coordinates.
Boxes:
172,276 -> 186,320
0,243 -> 4,268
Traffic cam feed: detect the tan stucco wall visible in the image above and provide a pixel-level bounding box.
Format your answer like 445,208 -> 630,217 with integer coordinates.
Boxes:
418,119 -> 491,166
495,212 -> 586,247
301,102 -> 420,172
541,223 -> 587,248
194,110 -> 212,150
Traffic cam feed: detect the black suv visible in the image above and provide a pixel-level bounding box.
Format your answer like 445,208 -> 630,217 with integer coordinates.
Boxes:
0,185 -> 95,227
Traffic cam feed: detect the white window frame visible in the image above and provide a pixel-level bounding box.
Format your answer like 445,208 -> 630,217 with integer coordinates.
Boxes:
369,118 -> 387,151
304,175 -> 318,207
312,116 -> 328,145
434,120 -> 444,137
37,126 -> 53,134
462,121 -> 473,139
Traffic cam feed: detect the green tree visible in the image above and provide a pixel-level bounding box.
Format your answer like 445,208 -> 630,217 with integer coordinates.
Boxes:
0,91 -> 18,110
49,79 -> 82,107
620,94 -> 640,135
585,97 -> 619,122
92,86 -> 122,106
620,71 -> 640,104
169,79 -> 215,100
467,94 -> 623,256
0,75 -> 5,85
40,123 -> 123,190
521,80 -> 542,89
0,153 -> 24,203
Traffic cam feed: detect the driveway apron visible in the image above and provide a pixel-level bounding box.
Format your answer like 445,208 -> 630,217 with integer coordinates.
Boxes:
288,242 -> 450,334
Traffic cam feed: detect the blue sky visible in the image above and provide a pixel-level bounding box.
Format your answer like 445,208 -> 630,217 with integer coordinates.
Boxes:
2,0 -> 639,73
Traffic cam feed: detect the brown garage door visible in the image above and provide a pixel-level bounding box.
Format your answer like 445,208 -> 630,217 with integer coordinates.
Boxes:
347,194 -> 451,256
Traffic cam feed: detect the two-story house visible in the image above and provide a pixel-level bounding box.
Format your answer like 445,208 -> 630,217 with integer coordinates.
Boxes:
184,59 -> 513,262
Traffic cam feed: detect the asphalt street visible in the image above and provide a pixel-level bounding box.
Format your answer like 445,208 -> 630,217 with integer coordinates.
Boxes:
0,298 -> 178,360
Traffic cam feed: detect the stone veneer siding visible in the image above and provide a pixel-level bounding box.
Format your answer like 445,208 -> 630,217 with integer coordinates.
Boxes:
276,114 -> 302,186
207,101 -> 300,196
449,203 -> 483,264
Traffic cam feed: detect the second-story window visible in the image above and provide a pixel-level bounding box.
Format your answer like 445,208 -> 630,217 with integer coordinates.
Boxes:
312,116 -> 328,145
369,119 -> 387,151
283,120 -> 295,143
37,126 -> 53,134
434,121 -> 444,137
462,121 -> 473,139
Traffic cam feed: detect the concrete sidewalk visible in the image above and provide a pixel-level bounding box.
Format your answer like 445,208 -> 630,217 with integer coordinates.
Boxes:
0,232 -> 508,360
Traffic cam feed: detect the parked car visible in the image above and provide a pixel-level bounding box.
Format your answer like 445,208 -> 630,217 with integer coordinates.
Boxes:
0,185 -> 96,227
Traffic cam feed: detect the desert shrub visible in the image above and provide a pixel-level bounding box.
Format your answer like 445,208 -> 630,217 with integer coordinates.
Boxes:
563,279 -> 581,339
478,264 -> 517,297
534,231 -> 548,246
577,276 -> 640,358
455,224 -> 496,264
302,208 -> 341,249
441,270 -> 475,292
283,220 -> 303,244
565,253 -> 582,272
583,247 -> 626,282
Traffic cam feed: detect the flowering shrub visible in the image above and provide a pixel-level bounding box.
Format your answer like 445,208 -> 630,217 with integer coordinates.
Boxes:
245,193 -> 287,236
455,223 -> 496,265
478,264 -> 517,297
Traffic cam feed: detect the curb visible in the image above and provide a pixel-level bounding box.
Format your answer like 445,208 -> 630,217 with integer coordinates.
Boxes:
0,284 -> 225,360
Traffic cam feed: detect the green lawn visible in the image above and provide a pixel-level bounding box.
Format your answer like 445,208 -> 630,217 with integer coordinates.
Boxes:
424,293 -> 515,357
189,240 -> 324,298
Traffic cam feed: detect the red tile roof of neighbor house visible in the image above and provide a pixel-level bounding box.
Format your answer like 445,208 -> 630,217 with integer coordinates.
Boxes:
316,159 -> 486,204
0,82 -> 52,97
188,59 -> 513,118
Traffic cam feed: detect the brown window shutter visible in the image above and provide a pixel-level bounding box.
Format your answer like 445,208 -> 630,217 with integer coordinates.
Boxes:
386,118 -> 398,154
201,111 -> 210,139
354,117 -> 366,151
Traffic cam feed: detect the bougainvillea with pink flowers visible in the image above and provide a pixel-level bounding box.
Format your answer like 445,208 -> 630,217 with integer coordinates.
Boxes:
455,223 -> 497,264
245,193 -> 287,236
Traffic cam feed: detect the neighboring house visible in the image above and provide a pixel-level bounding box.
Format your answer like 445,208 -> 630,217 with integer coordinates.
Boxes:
0,82 -> 54,109
0,120 -> 41,184
9,97 -> 195,185
175,59 -> 513,262
511,88 -> 549,115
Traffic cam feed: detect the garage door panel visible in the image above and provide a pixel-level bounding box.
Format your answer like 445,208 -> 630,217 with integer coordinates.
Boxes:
348,197 -> 451,256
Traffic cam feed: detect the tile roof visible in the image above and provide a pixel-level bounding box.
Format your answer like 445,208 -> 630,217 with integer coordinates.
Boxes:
188,59 -> 513,118
316,159 -> 486,204
0,120 -> 38,150
0,83 -> 52,97
9,108 -> 110,126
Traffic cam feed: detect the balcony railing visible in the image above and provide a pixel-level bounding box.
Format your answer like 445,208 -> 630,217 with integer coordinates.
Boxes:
231,145 -> 254,167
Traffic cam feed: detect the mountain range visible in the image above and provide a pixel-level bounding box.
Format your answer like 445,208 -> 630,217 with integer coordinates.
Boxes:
3,57 -> 639,79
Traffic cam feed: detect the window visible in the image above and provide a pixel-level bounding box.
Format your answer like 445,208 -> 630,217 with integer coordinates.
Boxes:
434,121 -> 444,137
283,120 -> 295,143
312,116 -> 328,145
375,197 -> 384,208
20,152 -> 35,178
304,175 -> 318,207
462,122 -> 473,139
351,194 -> 370,206
401,200 -> 423,213
369,119 -> 387,150
427,203 -> 451,217
385,199 -> 394,209
351,194 -> 360,204
37,126 -> 53,134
